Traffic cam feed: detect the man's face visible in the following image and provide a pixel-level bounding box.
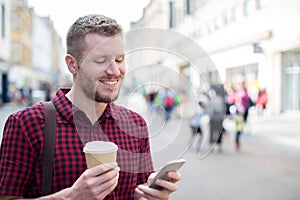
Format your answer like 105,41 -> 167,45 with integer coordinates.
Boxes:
76,33 -> 126,103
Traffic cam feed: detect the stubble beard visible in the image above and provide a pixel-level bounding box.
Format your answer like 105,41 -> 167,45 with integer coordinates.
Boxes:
94,87 -> 120,103
80,76 -> 123,103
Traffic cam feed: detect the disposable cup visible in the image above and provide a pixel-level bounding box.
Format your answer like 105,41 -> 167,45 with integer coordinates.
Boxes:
83,141 -> 118,168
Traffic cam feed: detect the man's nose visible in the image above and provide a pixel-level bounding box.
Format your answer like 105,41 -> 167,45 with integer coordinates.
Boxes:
105,60 -> 120,76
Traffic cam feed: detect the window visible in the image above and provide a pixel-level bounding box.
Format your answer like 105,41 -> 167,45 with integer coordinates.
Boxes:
186,0 -> 191,15
189,0 -> 208,14
245,0 -> 256,16
232,4 -> 244,21
169,0 -> 174,28
257,0 -> 266,10
216,15 -> 224,29
223,9 -> 233,25
226,64 -> 258,83
12,42 -> 22,63
1,4 -> 5,38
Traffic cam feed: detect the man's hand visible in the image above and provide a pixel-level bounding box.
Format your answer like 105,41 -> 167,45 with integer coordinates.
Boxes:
67,162 -> 120,200
135,171 -> 182,200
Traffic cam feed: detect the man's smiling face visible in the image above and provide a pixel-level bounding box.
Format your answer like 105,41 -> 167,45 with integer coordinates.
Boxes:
77,33 -> 126,103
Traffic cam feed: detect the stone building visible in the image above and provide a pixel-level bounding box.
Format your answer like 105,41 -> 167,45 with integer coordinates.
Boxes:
0,0 -> 10,104
130,0 -> 300,114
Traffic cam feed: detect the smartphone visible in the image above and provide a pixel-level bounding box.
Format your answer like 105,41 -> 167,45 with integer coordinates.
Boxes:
148,159 -> 186,190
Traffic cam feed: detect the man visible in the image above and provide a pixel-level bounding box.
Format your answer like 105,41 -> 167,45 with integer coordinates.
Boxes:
209,84 -> 226,151
0,14 -> 181,200
189,100 -> 206,153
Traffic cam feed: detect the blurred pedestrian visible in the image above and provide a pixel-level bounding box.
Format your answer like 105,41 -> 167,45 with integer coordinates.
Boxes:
234,100 -> 245,152
225,87 -> 236,117
256,88 -> 268,116
174,92 -> 182,118
44,82 -> 52,101
240,87 -> 252,123
189,100 -> 206,153
162,89 -> 175,121
12,87 -> 22,105
209,85 -> 226,152
146,90 -> 157,113
0,14 -> 181,199
25,86 -> 33,106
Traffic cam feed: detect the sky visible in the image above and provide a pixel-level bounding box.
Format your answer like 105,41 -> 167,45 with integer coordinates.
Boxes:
28,0 -> 150,41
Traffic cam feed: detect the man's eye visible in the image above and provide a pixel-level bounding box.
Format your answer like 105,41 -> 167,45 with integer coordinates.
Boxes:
95,60 -> 106,64
116,57 -> 124,63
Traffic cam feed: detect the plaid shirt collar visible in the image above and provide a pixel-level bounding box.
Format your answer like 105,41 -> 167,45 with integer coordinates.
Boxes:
52,88 -> 120,123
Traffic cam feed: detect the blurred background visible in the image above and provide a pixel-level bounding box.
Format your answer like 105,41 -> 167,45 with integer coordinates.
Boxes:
0,0 -> 300,199
0,0 -> 299,113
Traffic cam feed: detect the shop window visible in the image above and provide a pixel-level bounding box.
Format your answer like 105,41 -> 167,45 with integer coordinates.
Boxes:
282,52 -> 300,111
226,64 -> 258,84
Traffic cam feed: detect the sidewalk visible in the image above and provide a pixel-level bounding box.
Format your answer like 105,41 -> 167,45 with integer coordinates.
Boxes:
246,111 -> 300,151
150,116 -> 300,200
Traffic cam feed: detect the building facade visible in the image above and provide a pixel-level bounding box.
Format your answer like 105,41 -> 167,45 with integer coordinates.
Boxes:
0,0 -> 10,104
130,0 -> 300,114
8,0 -> 65,103
128,0 -> 187,96
10,0 -> 33,76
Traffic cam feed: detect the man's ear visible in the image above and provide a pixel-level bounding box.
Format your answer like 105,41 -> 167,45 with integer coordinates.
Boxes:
65,54 -> 79,74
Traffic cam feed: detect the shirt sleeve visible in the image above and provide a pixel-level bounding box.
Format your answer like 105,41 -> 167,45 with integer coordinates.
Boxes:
0,114 -> 37,196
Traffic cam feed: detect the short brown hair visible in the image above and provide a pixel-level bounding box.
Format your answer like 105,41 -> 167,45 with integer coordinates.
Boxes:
66,14 -> 123,63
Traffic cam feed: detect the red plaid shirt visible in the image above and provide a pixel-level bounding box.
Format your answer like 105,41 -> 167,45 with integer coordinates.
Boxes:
0,88 -> 153,199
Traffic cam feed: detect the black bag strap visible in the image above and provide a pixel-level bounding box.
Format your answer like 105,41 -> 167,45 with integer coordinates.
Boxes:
41,101 -> 57,195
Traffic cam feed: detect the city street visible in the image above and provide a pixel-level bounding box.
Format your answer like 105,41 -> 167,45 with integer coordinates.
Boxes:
1,103 -> 300,200
148,111 -> 300,200
1,0 -> 300,199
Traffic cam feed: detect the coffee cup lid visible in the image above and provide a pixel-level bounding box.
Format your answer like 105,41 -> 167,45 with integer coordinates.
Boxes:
83,141 -> 118,153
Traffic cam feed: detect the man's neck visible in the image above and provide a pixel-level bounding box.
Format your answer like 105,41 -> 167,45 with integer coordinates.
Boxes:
66,89 -> 107,123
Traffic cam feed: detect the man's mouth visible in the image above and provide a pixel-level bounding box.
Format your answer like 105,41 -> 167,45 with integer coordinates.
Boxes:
100,80 -> 118,86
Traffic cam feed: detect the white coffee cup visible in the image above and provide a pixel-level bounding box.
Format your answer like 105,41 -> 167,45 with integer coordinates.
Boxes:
83,141 -> 118,168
